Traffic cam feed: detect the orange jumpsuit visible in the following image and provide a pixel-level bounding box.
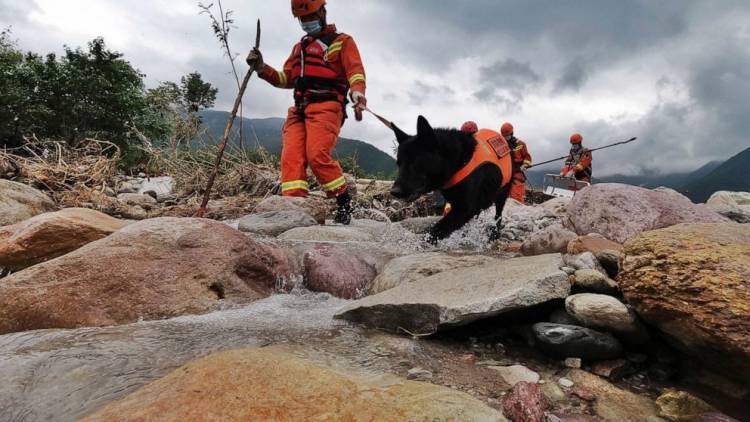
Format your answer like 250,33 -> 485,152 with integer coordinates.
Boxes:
562,147 -> 593,183
510,139 -> 532,203
258,24 -> 366,198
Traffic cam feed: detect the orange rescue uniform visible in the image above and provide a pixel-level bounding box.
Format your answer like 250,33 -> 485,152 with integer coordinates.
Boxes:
562,147 -> 593,182
258,24 -> 366,198
510,139 -> 532,203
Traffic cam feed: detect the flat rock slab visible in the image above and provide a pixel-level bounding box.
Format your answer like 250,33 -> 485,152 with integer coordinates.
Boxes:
83,347 -> 505,422
336,253 -> 570,335
238,210 -> 317,237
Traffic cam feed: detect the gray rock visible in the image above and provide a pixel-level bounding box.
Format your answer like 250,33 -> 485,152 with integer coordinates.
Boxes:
367,252 -> 495,295
254,195 -> 329,225
336,254 -> 570,335
116,193 -> 157,210
540,197 -> 571,218
565,294 -> 648,343
707,203 -> 750,223
238,210 -> 318,237
137,176 -> 174,201
706,191 -> 750,207
532,323 -> 623,360
0,180 -> 56,226
278,226 -> 374,242
397,216 -> 441,234
563,252 -> 607,275
561,266 -> 576,275
558,378 -> 575,388
406,367 -> 433,381
521,224 -> 577,256
572,269 -> 619,294
490,364 -> 540,386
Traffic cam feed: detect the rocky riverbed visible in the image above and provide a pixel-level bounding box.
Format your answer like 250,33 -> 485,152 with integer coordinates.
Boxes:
1,179 -> 749,421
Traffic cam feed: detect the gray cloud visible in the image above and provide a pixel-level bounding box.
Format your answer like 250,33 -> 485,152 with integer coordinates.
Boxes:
554,58 -> 589,93
1,1 -> 750,175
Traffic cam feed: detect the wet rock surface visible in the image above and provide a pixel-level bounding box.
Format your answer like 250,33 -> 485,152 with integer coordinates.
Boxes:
278,225 -> 375,242
0,218 -> 288,334
83,347 -> 504,422
366,252 -> 495,295
336,254 -> 570,334
521,224 -> 577,256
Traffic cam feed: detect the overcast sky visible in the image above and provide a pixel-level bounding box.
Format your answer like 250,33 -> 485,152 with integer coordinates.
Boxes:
2,0 -> 749,175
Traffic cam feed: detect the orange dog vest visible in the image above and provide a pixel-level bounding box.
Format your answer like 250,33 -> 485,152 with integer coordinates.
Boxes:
443,129 -> 513,189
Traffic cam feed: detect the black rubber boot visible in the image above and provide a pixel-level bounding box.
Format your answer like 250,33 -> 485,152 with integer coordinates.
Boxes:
333,192 -> 353,225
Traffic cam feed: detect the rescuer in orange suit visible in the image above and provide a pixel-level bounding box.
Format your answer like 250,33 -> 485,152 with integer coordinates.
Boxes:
246,0 -> 366,224
561,133 -> 593,182
500,122 -> 532,204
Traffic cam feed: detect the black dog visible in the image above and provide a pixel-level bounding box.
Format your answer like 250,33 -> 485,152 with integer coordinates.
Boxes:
390,116 -> 513,241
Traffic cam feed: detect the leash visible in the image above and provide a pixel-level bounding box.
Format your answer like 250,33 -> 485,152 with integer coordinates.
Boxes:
361,106 -> 394,130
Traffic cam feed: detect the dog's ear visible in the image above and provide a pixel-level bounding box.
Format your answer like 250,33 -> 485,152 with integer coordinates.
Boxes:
392,123 -> 411,144
416,115 -> 435,141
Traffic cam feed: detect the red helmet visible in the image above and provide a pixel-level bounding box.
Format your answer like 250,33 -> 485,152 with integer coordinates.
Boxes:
570,133 -> 583,144
500,122 -> 514,137
292,0 -> 326,17
460,121 -> 478,134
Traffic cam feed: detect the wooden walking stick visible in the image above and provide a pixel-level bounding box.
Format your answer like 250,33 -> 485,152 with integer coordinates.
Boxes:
196,19 -> 261,218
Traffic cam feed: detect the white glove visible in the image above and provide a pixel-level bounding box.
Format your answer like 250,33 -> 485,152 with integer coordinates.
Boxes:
350,91 -> 367,121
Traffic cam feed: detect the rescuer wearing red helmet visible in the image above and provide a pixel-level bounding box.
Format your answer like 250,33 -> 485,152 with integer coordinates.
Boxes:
561,133 -> 593,182
501,122 -> 532,204
246,0 -> 367,225
460,121 -> 479,134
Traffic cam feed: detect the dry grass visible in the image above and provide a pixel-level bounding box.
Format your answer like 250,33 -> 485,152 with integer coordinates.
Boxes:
0,137 -> 124,213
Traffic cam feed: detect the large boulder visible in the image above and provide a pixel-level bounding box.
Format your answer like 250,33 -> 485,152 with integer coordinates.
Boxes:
521,224 -> 577,256
238,210 -> 318,237
565,369 -> 664,422
0,179 -> 56,226
531,323 -> 623,360
367,252 -> 495,295
336,254 -> 570,335
619,223 -> 750,383
568,183 -> 727,243
0,218 -> 289,334
0,208 -> 128,271
572,269 -> 619,294
540,197 -> 571,218
82,347 -> 505,422
254,195 -> 328,224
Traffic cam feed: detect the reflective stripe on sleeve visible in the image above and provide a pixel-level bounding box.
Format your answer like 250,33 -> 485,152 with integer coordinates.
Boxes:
348,73 -> 365,85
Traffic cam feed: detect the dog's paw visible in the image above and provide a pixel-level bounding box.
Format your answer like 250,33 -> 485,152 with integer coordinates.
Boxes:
486,225 -> 501,241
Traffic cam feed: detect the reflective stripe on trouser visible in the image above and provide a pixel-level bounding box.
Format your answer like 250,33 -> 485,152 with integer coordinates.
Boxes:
510,180 -> 526,204
280,101 -> 346,198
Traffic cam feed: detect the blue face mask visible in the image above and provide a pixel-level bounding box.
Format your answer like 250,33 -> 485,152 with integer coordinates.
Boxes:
300,19 -> 323,35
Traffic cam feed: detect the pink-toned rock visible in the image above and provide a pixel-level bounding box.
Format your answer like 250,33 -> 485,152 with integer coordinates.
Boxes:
0,218 -> 290,334
568,183 -> 727,242
302,243 -> 389,299
501,381 -> 550,422
0,208 -> 128,270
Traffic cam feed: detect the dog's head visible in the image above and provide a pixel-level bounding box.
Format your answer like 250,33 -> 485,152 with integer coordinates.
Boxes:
390,115 -> 448,202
